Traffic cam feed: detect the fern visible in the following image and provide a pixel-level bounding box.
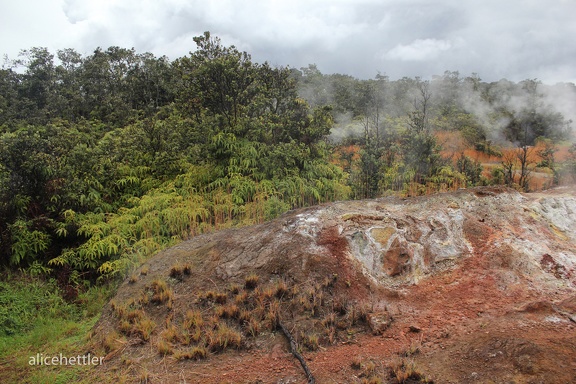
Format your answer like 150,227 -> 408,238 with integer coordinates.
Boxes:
9,220 -> 51,266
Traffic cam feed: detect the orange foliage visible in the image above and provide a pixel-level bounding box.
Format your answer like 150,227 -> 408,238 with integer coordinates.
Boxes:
331,145 -> 360,167
331,131 -> 572,194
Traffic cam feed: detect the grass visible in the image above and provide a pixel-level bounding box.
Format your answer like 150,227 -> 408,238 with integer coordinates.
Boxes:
132,316 -> 155,341
389,358 -> 433,384
244,274 -> 259,290
99,271 -> 375,376
174,346 -> 208,360
301,332 -> 319,351
0,274 -> 114,384
160,324 -> 179,343
183,309 -> 204,329
156,338 -> 173,356
169,263 -> 192,280
149,279 -> 174,308
207,325 -> 243,352
0,266 -> 375,384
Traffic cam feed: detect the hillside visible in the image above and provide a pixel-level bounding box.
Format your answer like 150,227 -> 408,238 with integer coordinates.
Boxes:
88,186 -> 576,383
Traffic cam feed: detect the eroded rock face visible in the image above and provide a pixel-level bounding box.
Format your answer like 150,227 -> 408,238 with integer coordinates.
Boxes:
382,237 -> 412,277
151,186 -> 576,290
303,186 -> 576,290
342,201 -> 473,285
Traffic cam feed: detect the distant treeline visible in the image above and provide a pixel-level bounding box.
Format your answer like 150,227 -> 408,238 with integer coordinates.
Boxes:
1,32 -> 575,286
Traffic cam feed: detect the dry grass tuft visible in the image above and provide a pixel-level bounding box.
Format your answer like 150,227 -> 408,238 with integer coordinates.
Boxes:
174,346 -> 208,360
160,324 -> 180,343
228,283 -> 241,294
183,309 -> 204,329
150,279 -> 174,307
133,316 -> 156,341
234,291 -> 248,305
102,331 -> 124,353
301,332 -> 319,351
244,274 -> 259,290
389,359 -> 432,383
156,338 -> 173,356
274,280 -> 289,298
207,325 -> 243,352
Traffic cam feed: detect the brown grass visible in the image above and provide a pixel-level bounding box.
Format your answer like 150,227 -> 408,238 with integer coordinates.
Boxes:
234,291 -> 248,305
183,309 -> 204,329
228,283 -> 241,294
389,359 -> 432,383
244,273 -> 259,290
102,331 -> 124,353
265,300 -> 280,331
150,279 -> 174,307
108,272 -> 375,365
246,317 -> 260,338
274,280 -> 289,298
302,332 -> 319,351
160,324 -> 179,343
207,325 -> 243,352
133,316 -> 156,341
156,338 -> 173,356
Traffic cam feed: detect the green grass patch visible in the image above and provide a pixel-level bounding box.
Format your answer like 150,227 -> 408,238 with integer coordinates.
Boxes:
0,275 -> 114,384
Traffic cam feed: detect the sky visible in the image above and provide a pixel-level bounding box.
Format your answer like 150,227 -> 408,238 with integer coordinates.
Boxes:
1,0 -> 576,83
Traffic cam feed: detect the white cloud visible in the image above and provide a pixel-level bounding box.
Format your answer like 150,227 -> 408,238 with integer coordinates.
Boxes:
1,0 -> 575,82
385,38 -> 453,61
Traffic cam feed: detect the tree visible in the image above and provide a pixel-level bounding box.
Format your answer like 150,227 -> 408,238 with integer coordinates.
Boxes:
516,145 -> 535,191
407,79 -> 432,134
176,32 -> 258,132
537,138 -> 558,186
456,153 -> 483,186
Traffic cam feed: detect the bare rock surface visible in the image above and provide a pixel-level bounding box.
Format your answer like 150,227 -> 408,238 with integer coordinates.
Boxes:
92,186 -> 576,383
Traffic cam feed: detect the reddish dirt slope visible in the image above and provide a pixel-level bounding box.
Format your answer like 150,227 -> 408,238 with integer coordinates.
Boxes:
89,186 -> 576,384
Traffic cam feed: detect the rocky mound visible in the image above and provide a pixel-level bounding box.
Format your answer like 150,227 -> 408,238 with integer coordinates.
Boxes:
90,186 -> 576,383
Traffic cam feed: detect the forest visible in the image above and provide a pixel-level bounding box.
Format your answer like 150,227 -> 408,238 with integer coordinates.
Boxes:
1,32 -> 576,289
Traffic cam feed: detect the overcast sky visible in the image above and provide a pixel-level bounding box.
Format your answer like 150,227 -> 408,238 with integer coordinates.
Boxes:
1,0 -> 576,83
